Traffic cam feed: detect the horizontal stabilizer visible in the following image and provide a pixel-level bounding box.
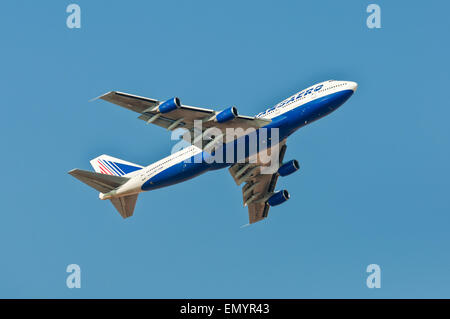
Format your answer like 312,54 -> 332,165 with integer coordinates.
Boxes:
110,194 -> 139,218
68,169 -> 129,193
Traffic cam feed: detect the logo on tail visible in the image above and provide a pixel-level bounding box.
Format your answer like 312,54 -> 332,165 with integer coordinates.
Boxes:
90,155 -> 143,177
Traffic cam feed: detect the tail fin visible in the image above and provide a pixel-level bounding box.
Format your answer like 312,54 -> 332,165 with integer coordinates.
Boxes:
90,154 -> 143,177
68,169 -> 138,218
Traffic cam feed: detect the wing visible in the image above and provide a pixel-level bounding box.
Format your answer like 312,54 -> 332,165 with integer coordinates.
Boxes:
96,91 -> 271,150
228,141 -> 288,224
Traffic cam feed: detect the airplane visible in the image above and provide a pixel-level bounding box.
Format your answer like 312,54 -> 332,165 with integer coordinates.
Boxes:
69,79 -> 357,224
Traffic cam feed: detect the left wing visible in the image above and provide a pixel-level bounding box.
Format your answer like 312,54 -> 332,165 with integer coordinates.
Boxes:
228,141 -> 288,224
96,91 -> 271,150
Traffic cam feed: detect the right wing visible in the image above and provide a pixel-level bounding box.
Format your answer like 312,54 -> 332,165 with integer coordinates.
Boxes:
228,141 -> 288,224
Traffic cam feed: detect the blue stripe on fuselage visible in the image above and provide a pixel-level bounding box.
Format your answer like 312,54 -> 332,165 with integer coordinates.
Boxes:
142,89 -> 353,191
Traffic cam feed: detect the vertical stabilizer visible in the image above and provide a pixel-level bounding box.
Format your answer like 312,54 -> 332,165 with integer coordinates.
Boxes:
90,155 -> 143,177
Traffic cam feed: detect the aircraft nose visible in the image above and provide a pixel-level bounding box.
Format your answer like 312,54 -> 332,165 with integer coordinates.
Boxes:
348,81 -> 358,92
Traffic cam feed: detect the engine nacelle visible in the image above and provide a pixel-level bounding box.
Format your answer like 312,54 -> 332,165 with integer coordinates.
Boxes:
268,190 -> 290,207
278,160 -> 300,177
159,97 -> 181,113
216,106 -> 238,123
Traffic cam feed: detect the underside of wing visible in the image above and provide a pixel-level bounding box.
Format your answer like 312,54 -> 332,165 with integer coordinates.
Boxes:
247,202 -> 270,224
96,91 -> 271,151
229,141 -> 289,224
98,91 -> 159,114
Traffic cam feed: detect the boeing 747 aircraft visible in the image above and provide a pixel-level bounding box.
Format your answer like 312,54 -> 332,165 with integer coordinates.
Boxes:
69,80 -> 357,224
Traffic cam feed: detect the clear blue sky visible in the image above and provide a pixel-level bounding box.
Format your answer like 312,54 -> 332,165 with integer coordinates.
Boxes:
1,1 -> 449,298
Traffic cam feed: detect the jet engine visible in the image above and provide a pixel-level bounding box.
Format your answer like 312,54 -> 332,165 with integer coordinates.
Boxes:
268,190 -> 290,206
216,106 -> 238,123
278,160 -> 300,177
159,97 -> 181,113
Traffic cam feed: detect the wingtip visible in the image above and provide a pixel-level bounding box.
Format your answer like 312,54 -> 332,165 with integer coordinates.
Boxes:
89,91 -> 116,102
240,223 -> 251,228
68,168 -> 78,175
